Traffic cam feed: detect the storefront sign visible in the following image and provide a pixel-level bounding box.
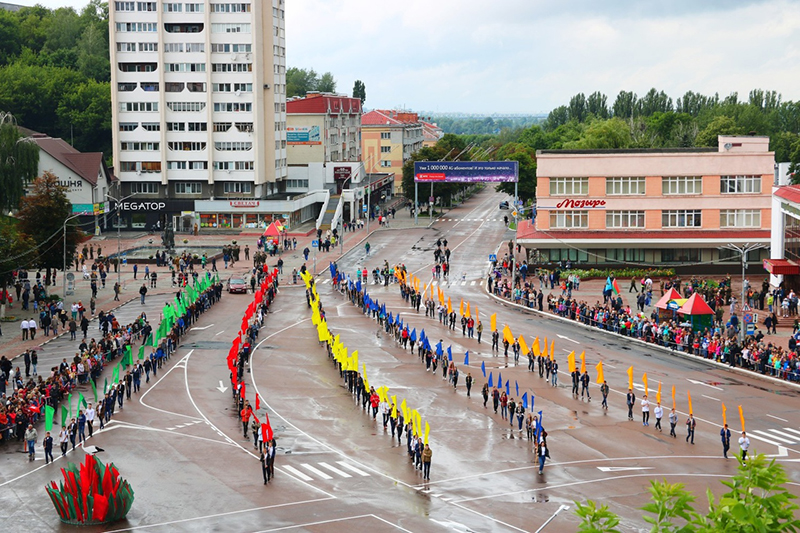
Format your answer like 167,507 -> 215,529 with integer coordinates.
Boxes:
334,166 -> 351,181
554,199 -> 606,209
230,200 -> 260,208
119,201 -> 166,211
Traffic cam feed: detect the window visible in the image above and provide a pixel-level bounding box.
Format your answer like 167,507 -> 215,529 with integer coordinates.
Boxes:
661,249 -> 701,263
214,161 -> 231,170
119,62 -> 157,72
186,43 -> 204,53
115,22 -> 157,32
213,102 -> 252,112
175,182 -> 202,194
235,161 -> 253,170
119,122 -> 138,131
141,161 -> 161,173
549,211 -> 588,229
213,122 -> 232,132
137,2 -> 157,11
380,160 -> 392,167
116,42 -> 136,52
214,141 -> 252,151
186,3 -> 204,12
141,82 -> 158,91
141,122 -> 160,131
163,43 -> 184,53
188,122 -> 207,131
189,161 -> 208,170
223,182 -> 253,193
211,63 -> 252,72
168,141 -> 206,151
549,177 -> 588,196
213,83 -> 231,92
165,63 -> 206,72
115,1 -> 134,10
165,23 -> 204,33
121,142 -> 159,151
167,122 -> 185,131
211,23 -> 251,33
165,82 -> 185,92
119,161 -> 137,172
138,42 -> 157,52
718,248 -> 740,262
211,3 -> 252,13
130,182 -> 159,193
380,146 -> 392,153
118,82 -> 137,91
120,102 -> 158,112
662,176 -> 702,195
286,179 -> 309,188
606,177 -> 645,195
187,82 -> 206,92
721,175 -> 761,194
662,210 -> 702,228
235,122 -> 253,133
166,161 -> 187,170
167,102 -> 206,112
163,2 -> 182,11
606,210 -> 645,228
211,43 -> 252,53
720,209 -> 761,228
234,83 -> 252,92
606,248 -> 645,262
380,132 -> 391,140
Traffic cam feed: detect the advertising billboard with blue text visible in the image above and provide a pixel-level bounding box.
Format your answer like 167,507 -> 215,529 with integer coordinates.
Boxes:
414,161 -> 518,183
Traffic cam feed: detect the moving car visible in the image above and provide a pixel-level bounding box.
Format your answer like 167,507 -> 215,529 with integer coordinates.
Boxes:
499,201 -> 510,210
227,277 -> 248,294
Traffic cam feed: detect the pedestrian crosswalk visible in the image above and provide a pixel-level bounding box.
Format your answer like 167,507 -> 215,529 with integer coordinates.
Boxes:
438,218 -> 501,222
749,427 -> 800,447
281,460 -> 371,482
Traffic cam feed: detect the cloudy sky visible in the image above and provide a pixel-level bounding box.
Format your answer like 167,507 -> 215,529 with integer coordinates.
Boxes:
15,0 -> 800,114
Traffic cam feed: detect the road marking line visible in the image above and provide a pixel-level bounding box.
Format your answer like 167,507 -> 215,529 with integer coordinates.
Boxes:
470,281 -> 476,286
166,427 -> 176,431
255,514 -> 413,533
702,394 -> 720,402
318,462 -> 351,478
301,463 -> 333,479
336,461 -> 370,476
750,430 -> 791,446
214,330 -> 225,336
781,427 -> 800,437
281,465 -> 314,481
768,414 -> 789,422
191,324 -> 214,331
597,466 -> 653,472
767,429 -> 800,442
686,378 -> 723,391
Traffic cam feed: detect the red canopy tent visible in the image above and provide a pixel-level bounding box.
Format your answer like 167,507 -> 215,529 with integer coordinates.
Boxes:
654,287 -> 682,310
678,292 -> 715,331
262,221 -> 282,237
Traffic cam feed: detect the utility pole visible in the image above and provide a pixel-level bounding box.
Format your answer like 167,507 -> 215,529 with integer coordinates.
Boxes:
720,243 -> 766,342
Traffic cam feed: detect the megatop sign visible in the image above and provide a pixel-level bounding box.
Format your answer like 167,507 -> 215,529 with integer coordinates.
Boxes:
118,201 -> 166,211
414,161 -> 518,183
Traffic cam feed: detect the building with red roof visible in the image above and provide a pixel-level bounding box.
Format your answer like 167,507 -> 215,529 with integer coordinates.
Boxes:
361,109 -> 424,192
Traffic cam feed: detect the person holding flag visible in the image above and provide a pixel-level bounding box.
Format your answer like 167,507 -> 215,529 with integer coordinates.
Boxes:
721,423 -> 731,459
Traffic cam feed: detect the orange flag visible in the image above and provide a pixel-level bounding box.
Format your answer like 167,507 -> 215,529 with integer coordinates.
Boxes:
671,385 -> 676,409
474,305 -> 479,324
596,361 -> 605,384
627,366 -> 634,390
550,341 -> 555,361
430,281 -> 435,300
532,337 -> 541,357
580,351 -> 586,374
438,287 -> 444,305
447,297 -> 452,314
642,372 -> 648,396
656,381 -> 662,404
490,313 -> 497,332
722,403 -> 727,426
687,391 -> 693,415
502,325 -> 514,344
518,335 -> 529,355
542,337 -> 548,359
459,298 -> 464,316
465,302 -> 471,319
567,351 -> 576,373
738,405 -> 745,432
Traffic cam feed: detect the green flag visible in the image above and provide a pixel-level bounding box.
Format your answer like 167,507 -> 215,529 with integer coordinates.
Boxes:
104,377 -> 108,394
138,345 -> 145,360
45,405 -> 55,432
78,392 -> 87,409
90,378 -> 98,403
124,345 -> 132,366
214,272 -> 220,284
61,406 -> 68,427
113,364 -> 120,385
68,393 -> 73,420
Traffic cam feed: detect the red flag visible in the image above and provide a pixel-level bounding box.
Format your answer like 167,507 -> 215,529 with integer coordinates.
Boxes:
92,493 -> 109,522
241,383 -> 246,402
261,422 -> 273,442
255,393 -> 260,411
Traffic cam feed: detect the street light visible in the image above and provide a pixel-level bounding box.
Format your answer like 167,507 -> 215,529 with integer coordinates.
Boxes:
534,504 -> 570,533
719,242 -> 767,342
106,192 -> 140,287
62,212 -> 83,298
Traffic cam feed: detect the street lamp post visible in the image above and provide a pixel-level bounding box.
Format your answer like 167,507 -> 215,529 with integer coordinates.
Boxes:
62,212 -> 83,298
534,504 -> 570,533
720,242 -> 767,342
106,192 -> 140,287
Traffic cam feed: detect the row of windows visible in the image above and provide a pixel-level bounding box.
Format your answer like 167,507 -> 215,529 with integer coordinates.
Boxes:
214,122 -> 253,132
211,23 -> 250,33
211,63 -> 252,72
117,42 -> 158,52
167,122 -> 207,131
119,161 -> 161,172
285,179 -> 309,189
548,209 -> 762,229
214,102 -> 251,112
115,22 -> 157,32
548,176 -> 763,196
121,142 -> 159,151
166,161 -> 209,170
210,3 -> 251,12
213,83 -> 253,92
118,82 -> 158,92
223,181 -> 253,192
115,2 -> 156,11
117,42 -> 252,54
166,63 -> 206,72
166,82 -> 207,92
167,102 -> 206,112
162,2 -> 206,12
214,141 -> 252,151
130,182 -> 159,194
168,141 -> 207,151
120,102 -> 158,112
120,122 -> 159,131
214,161 -> 254,170
211,43 -> 252,53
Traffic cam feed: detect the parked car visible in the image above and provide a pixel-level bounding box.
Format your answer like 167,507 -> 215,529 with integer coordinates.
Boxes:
227,277 -> 247,294
499,201 -> 510,210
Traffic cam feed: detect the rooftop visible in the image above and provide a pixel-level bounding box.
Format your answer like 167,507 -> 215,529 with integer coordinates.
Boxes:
30,134 -> 109,186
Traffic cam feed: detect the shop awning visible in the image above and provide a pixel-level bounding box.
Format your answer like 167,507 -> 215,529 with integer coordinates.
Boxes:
763,259 -> 800,275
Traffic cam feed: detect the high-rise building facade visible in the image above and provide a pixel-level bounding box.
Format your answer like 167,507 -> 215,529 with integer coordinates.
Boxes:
109,0 -> 286,223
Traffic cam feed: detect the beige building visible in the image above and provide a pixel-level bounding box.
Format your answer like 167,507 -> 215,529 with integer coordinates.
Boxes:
361,110 -> 423,191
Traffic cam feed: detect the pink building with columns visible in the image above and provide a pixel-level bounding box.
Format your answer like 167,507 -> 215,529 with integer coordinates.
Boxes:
517,136 -> 774,271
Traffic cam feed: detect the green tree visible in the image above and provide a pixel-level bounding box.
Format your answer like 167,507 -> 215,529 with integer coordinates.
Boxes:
564,118 -> 632,150
575,500 -> 622,533
695,115 -> 744,147
494,142 -> 537,202
286,67 -> 318,97
612,90 -> 639,118
0,218 -> 36,318
0,112 -> 39,213
352,79 -> 366,104
316,72 -> 336,93
56,78 -> 112,155
569,93 -> 587,122
76,23 -> 110,82
545,106 -> 569,130
16,171 -> 82,277
586,91 -> 609,119
0,9 -> 21,65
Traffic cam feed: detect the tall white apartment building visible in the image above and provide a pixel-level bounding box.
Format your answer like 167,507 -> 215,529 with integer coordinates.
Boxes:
109,0 -> 286,223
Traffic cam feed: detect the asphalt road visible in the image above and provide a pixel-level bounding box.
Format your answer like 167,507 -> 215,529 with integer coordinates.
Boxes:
2,187 -> 798,532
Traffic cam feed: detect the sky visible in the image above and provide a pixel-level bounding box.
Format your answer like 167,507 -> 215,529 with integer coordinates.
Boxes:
15,0 -> 800,115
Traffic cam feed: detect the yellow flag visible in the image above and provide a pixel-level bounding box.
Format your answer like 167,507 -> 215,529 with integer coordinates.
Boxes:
474,305 -> 479,323
447,297 -> 452,314
549,341 -> 555,362
490,313 -> 497,332
438,287 -> 444,305
502,325 -> 514,344
596,361 -> 604,384
352,351 -> 359,373
657,381 -> 662,404
430,280 -> 435,300
722,402 -> 727,426
532,337 -> 541,357
465,302 -> 471,319
414,276 -> 420,292
627,366 -> 634,390
312,307 -> 320,326
580,351 -> 586,374
459,298 -> 464,316
738,405 -> 745,431
518,335 -> 529,356
567,351 -> 576,373
672,385 -> 676,409
541,337 -> 548,359
401,399 -> 408,421
424,421 -> 430,444
688,391 -> 693,415
642,372 -> 648,396
391,398 -> 397,419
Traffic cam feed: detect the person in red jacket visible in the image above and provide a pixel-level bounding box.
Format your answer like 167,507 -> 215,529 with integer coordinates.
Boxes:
370,389 -> 380,420
241,402 -> 252,438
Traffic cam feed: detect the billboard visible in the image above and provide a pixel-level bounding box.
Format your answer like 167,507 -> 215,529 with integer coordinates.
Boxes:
287,125 -> 321,145
414,161 -> 518,183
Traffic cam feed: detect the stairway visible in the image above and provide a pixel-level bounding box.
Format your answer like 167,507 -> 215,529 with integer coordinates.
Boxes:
319,194 -> 341,231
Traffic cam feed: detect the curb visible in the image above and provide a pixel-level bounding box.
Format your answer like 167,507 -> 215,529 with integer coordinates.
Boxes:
483,283 -> 800,392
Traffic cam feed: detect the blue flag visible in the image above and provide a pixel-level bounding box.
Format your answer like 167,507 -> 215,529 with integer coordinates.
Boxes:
522,392 -> 528,409
420,329 -> 426,342
531,394 -> 535,413
381,303 -> 386,315
329,262 -> 337,279
536,410 -> 544,441
505,380 -> 510,396
423,337 -> 431,351
356,279 -> 362,293
481,361 -> 486,377
498,372 -> 503,390
515,381 -> 519,397
399,318 -> 404,330
488,372 -> 494,388
387,312 -> 393,324
435,341 -> 443,357
464,351 -> 469,366
410,328 -> 417,342
447,346 -> 452,361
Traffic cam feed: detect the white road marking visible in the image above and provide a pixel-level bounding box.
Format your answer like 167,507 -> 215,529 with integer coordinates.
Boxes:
767,414 -> 789,422
767,429 -> 800,443
336,461 -> 370,476
686,378 -> 723,391
767,446 -> 789,458
191,324 -> 214,331
597,466 -> 653,472
318,462 -> 352,477
255,515 -> 413,533
556,334 -> 579,344
281,465 -> 314,481
781,427 -> 800,437
701,394 -> 720,402
750,430 -> 791,446
470,281 -> 476,286
214,330 -> 225,336
216,380 -> 228,393
301,463 -> 333,479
